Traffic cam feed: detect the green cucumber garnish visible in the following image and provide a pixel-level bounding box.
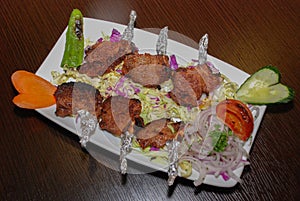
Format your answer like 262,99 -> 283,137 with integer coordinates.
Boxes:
236,65 -> 295,105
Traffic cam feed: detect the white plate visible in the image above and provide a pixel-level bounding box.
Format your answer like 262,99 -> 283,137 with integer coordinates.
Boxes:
35,18 -> 266,188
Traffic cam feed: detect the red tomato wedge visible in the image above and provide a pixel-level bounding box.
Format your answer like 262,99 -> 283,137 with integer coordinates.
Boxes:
216,99 -> 254,141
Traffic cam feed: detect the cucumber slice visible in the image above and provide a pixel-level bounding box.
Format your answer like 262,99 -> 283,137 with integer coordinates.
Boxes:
236,65 -> 295,105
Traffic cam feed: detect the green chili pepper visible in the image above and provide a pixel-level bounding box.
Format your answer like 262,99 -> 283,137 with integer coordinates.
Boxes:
60,9 -> 84,68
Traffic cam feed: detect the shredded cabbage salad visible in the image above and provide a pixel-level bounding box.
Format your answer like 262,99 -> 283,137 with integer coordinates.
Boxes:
52,28 -> 249,186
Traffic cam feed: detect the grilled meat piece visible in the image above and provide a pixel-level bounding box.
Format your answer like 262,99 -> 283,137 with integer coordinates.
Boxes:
79,40 -> 136,77
99,96 -> 143,136
54,82 -> 103,119
122,53 -> 171,87
136,119 -> 183,149
197,64 -> 223,92
84,40 -> 102,56
169,64 -> 222,107
169,67 -> 205,107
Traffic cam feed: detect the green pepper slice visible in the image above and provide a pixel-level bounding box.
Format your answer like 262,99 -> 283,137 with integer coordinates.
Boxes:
60,9 -> 84,68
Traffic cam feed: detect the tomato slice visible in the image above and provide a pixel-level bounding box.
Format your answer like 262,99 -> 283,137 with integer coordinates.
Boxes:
216,99 -> 254,141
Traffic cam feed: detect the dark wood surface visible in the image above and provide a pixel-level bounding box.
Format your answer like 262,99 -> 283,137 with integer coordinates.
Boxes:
1,1 -> 299,200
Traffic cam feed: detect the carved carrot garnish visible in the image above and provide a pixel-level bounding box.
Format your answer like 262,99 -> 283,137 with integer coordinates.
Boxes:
11,70 -> 57,109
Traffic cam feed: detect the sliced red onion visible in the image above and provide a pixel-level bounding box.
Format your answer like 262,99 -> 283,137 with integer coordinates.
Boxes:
114,89 -> 126,97
180,107 -> 250,186
116,69 -> 122,74
170,55 -> 179,70
206,61 -> 220,75
106,86 -> 113,91
150,146 -> 160,151
220,172 -> 230,181
110,28 -> 122,42
133,86 -> 141,94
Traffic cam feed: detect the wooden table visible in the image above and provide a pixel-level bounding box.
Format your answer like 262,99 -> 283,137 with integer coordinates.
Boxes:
1,1 -> 299,200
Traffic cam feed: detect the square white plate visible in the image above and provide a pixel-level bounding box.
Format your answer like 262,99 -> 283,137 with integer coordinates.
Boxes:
35,18 -> 266,188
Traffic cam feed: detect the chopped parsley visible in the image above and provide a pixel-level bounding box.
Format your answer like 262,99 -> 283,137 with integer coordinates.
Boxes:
209,124 -> 232,152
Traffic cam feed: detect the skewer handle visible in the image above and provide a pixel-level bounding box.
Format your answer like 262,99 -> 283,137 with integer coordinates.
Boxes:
166,139 -> 180,186
121,10 -> 137,42
156,26 -> 168,55
198,33 -> 208,65
76,110 -> 98,147
120,131 -> 134,174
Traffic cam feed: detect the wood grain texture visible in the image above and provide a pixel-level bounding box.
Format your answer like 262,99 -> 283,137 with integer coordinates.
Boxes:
1,0 -> 299,200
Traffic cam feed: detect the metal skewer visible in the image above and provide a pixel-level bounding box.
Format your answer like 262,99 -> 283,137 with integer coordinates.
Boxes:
76,110 -> 98,147
118,10 -> 137,174
121,10 -> 137,42
198,33 -> 208,65
156,26 -> 168,55
166,137 -> 181,186
155,26 -> 181,185
120,122 -> 135,174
